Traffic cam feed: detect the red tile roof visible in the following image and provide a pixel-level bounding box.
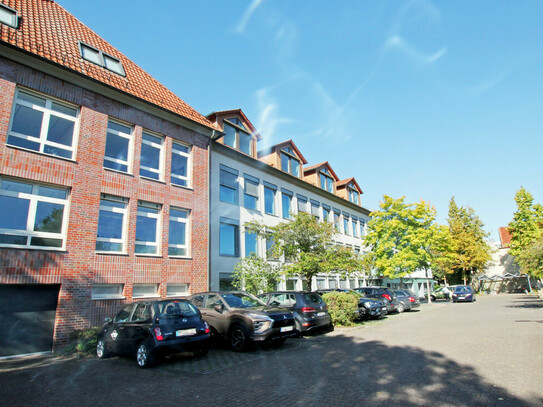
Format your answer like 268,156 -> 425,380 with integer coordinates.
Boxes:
499,227 -> 512,248
207,109 -> 262,140
0,0 -> 216,130
337,177 -> 363,194
303,161 -> 339,181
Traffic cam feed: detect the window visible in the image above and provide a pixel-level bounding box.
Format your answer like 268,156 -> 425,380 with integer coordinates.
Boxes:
92,284 -> 124,300
243,175 -> 259,211
0,3 -> 18,28
343,213 -> 350,235
266,234 -> 278,260
280,147 -> 300,177
322,205 -> 331,222
96,194 -> 128,253
317,279 -> 326,289
0,178 -> 69,249
348,183 -> 360,205
171,142 -> 191,187
135,201 -> 161,255
104,120 -> 132,173
167,284 -> 189,297
8,89 -> 79,160
329,279 -> 338,289
220,218 -> 239,257
333,210 -> 341,232
264,182 -> 277,215
297,195 -> 308,213
352,217 -> 358,237
244,229 -> 258,257
319,168 -> 334,192
282,189 -> 293,219
79,42 -> 126,76
169,207 -> 189,257
223,120 -> 252,155
220,165 -> 238,205
140,132 -> 164,180
360,219 -> 366,236
311,200 -> 320,220
132,284 -> 159,298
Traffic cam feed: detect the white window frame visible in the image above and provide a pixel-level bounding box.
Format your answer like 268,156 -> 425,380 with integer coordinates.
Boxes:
167,283 -> 190,297
95,194 -> 129,253
135,201 -> 161,255
0,178 -> 69,250
8,89 -> 80,160
92,284 -> 125,300
171,141 -> 192,188
168,207 -> 190,257
103,120 -> 133,174
132,284 -> 160,299
140,131 -> 164,181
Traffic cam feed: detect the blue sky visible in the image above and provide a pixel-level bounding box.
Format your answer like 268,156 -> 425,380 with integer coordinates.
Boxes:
59,0 -> 543,241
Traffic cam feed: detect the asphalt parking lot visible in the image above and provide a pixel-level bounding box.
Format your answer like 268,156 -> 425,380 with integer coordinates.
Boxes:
1,294 -> 542,407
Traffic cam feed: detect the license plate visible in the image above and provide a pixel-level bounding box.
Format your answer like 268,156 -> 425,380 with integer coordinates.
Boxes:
317,311 -> 325,317
176,328 -> 197,337
382,307 -> 387,311
280,326 -> 294,332
458,296 -> 465,300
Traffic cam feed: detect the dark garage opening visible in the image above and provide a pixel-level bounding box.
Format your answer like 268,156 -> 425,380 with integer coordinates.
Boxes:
0,284 -> 60,357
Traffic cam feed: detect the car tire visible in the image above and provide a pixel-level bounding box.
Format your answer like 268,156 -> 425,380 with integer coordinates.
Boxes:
229,324 -> 250,352
136,341 -> 155,368
96,338 -> 110,359
397,303 -> 405,313
430,295 -> 436,302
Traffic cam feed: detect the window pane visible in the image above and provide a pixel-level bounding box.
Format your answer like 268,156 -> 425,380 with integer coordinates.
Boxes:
81,45 -> 102,65
223,124 -> 236,148
0,234 -> 27,245
169,220 -> 186,245
108,121 -> 131,135
11,104 -> 43,139
18,92 -> 46,107
220,170 -> 237,187
171,153 -> 187,177
220,223 -> 238,256
96,241 -> 122,252
33,201 -> 64,233
136,216 -> 157,243
239,133 -> 251,154
281,153 -> 289,172
1,179 -> 33,194
264,187 -> 275,214
97,210 -> 124,239
140,143 -> 160,171
245,231 -> 257,256
105,133 -> 129,162
46,116 -> 74,147
30,237 -> 63,248
172,143 -> 189,154
0,196 -> 29,230
103,55 -> 124,75
282,193 -> 291,219
168,247 -> 187,256
292,159 -> 300,176
51,102 -> 77,118
171,208 -> 188,219
6,135 -> 40,151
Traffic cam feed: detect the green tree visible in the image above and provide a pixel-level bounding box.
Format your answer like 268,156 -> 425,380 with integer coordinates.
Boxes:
231,254 -> 281,295
447,197 -> 493,284
515,238 -> 543,279
245,212 -> 363,291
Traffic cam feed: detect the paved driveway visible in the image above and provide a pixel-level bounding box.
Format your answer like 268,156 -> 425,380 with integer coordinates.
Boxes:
0,294 -> 542,406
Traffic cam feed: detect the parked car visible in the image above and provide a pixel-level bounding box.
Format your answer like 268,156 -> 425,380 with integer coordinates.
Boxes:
393,289 -> 421,312
429,286 -> 453,302
452,285 -> 476,303
257,291 -> 332,334
315,289 -> 386,320
354,287 -> 398,313
96,299 -> 211,368
188,291 -> 296,351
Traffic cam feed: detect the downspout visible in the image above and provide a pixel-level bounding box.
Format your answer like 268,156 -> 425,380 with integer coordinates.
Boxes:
207,129 -> 222,291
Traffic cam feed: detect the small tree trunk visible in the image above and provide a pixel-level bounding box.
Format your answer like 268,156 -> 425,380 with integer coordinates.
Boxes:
425,268 -> 432,304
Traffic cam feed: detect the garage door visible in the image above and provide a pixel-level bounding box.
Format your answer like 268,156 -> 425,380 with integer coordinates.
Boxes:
0,285 -> 60,357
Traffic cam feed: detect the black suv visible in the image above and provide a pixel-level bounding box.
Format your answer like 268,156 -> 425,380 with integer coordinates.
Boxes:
96,299 -> 210,368
189,291 -> 296,351
258,291 -> 333,334
354,287 -> 398,313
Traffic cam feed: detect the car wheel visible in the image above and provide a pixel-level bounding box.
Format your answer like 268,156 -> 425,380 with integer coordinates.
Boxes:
229,324 -> 250,352
397,303 -> 405,313
96,338 -> 110,359
136,341 -> 155,368
430,295 -> 436,302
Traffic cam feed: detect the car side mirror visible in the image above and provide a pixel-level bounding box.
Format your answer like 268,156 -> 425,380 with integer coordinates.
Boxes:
105,317 -> 112,324
213,304 -> 224,313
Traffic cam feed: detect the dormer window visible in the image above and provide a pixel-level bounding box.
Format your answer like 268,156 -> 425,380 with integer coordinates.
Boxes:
280,147 -> 300,177
223,119 -> 251,155
319,168 -> 334,192
347,182 -> 360,205
0,3 -> 18,28
79,42 -> 126,76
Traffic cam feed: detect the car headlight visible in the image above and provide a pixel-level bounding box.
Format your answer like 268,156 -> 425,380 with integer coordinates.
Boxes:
364,302 -> 371,309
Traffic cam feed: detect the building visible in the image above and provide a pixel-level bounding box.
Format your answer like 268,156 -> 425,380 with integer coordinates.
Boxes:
0,0 -> 216,356
207,109 -> 372,291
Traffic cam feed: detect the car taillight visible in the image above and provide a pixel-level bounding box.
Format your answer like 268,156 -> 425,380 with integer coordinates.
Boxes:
409,297 -> 415,302
154,327 -> 163,341
204,322 -> 210,334
382,294 -> 391,301
301,307 -> 316,313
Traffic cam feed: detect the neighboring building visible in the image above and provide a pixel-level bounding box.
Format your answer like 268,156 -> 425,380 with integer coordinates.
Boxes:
207,110 -> 372,291
0,0 -> 217,356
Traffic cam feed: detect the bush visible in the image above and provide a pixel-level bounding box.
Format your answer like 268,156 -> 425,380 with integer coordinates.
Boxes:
321,291 -> 359,327
65,327 -> 102,356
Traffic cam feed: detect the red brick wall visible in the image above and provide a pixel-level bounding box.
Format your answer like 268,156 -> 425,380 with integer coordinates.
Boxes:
0,57 -> 210,349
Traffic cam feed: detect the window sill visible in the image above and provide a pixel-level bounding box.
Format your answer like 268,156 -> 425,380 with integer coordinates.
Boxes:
135,253 -> 162,258
0,245 -> 67,253
96,251 -> 129,256
132,294 -> 160,299
103,167 -> 134,177
171,183 -> 193,191
6,144 -> 77,163
92,296 -> 126,301
219,254 -> 240,258
140,176 -> 165,184
168,256 -> 192,260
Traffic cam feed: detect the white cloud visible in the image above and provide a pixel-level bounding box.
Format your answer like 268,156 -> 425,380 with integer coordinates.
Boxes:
384,35 -> 447,65
235,0 -> 265,34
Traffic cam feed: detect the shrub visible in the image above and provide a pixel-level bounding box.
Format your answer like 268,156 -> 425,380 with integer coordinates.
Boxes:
65,327 -> 102,356
321,291 -> 359,327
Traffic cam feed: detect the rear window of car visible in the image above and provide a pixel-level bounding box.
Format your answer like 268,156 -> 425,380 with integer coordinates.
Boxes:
455,286 -> 472,293
157,300 -> 199,317
303,293 -> 325,305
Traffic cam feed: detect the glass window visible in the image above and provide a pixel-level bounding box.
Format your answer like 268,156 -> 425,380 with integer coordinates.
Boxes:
319,169 -> 334,193
223,123 -> 236,148
280,148 -> 301,177
171,142 -> 191,187
244,229 -> 258,257
167,284 -> 189,297
348,184 -> 360,205
0,178 -> 68,249
8,89 -> 79,160
239,132 -> 251,155
360,219 -> 366,237
322,206 -> 331,222
282,190 -> 292,219
79,42 -> 125,76
92,284 -> 124,300
140,132 -> 163,180
343,214 -> 350,235
297,195 -> 308,213
103,54 -> 125,76
266,235 -> 278,260
352,218 -> 358,237
135,201 -> 161,255
264,184 -> 277,215
223,121 -> 251,155
311,200 -> 320,220
333,211 -> 341,232
0,3 -> 18,28
168,207 -> 189,257
95,194 -> 128,252
132,284 -> 159,298
104,120 -> 132,173
220,166 -> 238,205
244,176 -> 259,211
220,218 -> 239,257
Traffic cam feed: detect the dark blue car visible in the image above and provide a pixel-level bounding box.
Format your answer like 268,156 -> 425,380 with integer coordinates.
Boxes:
452,285 -> 476,303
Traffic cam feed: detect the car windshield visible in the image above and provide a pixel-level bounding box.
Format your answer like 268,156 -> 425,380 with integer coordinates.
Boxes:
157,300 -> 199,317
223,293 -> 265,308
303,293 -> 325,305
455,286 -> 472,293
